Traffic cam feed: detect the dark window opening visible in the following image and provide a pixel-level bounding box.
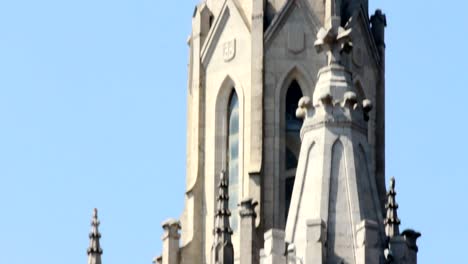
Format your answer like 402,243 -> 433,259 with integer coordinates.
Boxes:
284,80 -> 303,222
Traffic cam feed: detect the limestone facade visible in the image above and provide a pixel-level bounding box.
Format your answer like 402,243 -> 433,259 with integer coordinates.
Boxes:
154,0 -> 420,263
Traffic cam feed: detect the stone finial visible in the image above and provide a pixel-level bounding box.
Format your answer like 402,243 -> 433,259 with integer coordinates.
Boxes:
403,230 -> 423,264
342,91 -> 358,109
370,9 -> 387,47
162,219 -> 181,240
384,177 -> 401,238
87,208 -> 103,264
239,198 -> 258,218
161,219 -> 181,264
296,96 -> 312,120
314,15 -> 353,66
402,230 -> 421,253
239,198 -> 258,264
211,171 -> 234,264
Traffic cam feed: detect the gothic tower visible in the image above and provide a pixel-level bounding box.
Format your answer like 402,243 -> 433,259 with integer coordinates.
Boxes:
169,0 -> 402,263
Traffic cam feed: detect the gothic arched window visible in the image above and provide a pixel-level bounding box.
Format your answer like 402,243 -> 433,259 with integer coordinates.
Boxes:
284,80 -> 303,221
227,90 -> 239,232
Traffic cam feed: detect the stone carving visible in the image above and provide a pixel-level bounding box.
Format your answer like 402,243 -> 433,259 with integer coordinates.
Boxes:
353,46 -> 364,68
288,25 -> 305,54
223,39 -> 236,62
314,20 -> 353,66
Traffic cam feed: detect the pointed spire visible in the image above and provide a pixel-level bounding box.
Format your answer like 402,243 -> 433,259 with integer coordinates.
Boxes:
211,170 -> 234,264
87,208 -> 103,264
384,177 -> 401,238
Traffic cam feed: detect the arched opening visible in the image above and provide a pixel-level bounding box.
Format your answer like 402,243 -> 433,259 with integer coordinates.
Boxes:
284,80 -> 303,221
227,90 -> 239,232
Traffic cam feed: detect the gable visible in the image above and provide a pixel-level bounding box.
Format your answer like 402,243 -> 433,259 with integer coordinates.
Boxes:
348,7 -> 382,70
200,0 -> 250,67
264,0 -> 321,49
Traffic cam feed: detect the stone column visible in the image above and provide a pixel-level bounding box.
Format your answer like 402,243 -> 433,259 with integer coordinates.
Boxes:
260,229 -> 286,264
355,220 -> 381,264
161,219 -> 181,264
386,230 -> 420,264
402,230 -> 421,264
239,198 -> 258,264
305,219 -> 326,264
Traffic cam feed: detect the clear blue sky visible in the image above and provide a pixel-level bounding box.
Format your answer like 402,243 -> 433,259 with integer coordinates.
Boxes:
0,1 -> 465,263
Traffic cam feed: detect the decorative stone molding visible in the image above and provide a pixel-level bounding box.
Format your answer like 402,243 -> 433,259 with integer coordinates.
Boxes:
239,198 -> 258,218
295,90 -> 373,140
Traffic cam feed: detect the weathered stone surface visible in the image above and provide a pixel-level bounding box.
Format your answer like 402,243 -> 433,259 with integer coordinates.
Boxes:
157,1 -> 422,263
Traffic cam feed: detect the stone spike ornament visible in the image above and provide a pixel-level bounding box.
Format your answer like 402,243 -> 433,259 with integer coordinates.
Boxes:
384,177 -> 401,238
211,171 -> 234,264
87,208 -> 103,264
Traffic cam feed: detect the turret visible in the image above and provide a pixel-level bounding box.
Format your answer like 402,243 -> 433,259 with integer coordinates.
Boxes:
87,208 -> 103,264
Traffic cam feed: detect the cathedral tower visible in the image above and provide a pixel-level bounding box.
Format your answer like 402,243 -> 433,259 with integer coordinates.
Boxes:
157,0 -> 417,263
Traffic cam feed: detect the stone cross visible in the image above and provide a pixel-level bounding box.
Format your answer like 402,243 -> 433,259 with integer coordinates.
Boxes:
315,0 -> 352,66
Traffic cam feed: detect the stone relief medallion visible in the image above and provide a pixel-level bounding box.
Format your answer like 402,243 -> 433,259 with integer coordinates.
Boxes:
223,39 -> 236,62
353,46 -> 364,68
288,25 -> 305,54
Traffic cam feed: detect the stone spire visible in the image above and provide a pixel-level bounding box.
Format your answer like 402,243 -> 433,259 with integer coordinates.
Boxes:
285,11 -> 385,263
87,208 -> 103,264
384,177 -> 400,238
211,171 -> 234,264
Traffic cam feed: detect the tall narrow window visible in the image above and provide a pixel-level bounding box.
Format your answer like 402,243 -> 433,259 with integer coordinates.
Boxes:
284,81 -> 303,221
227,91 -> 239,232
